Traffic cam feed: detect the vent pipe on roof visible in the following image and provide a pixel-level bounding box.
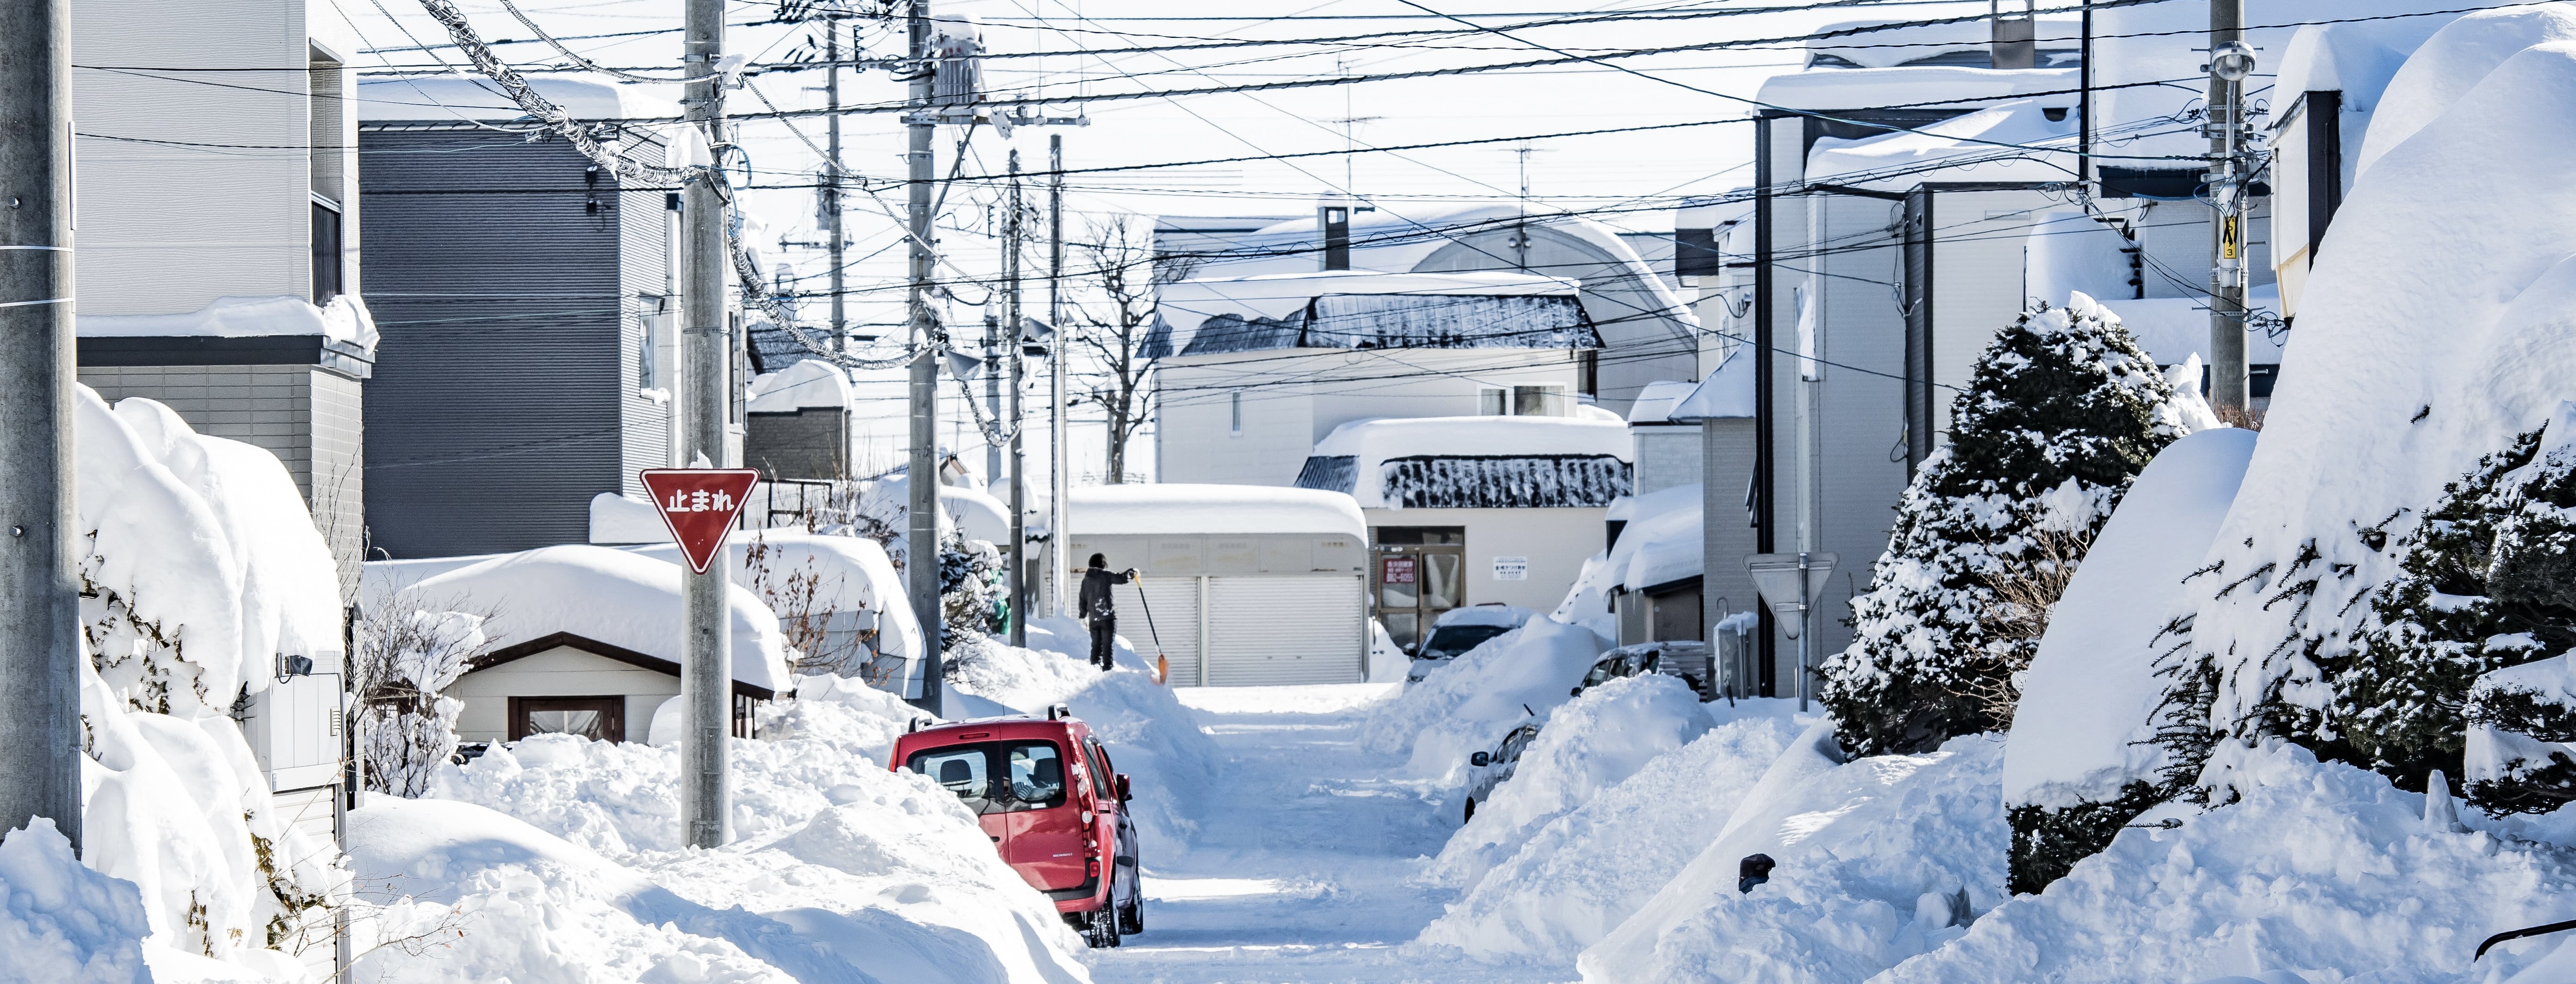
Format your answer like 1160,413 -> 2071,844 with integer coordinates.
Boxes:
1991,0 -> 2036,70
1319,205 -> 1351,271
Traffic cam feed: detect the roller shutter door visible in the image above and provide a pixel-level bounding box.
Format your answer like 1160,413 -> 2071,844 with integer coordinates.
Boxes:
1204,574 -> 1364,686
1111,578 -> 1203,685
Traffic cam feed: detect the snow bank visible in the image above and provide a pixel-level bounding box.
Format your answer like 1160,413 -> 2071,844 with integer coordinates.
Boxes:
1360,617 -> 1607,772
1426,674 -> 1713,890
1880,743 -> 2576,984
748,358 -> 855,413
2004,429 -> 2258,809
2354,6 -> 2576,179
1068,482 -> 1365,537
417,679 -> 1092,983
0,820 -> 150,984
1417,702 -> 1801,965
1579,729 -> 2008,984
404,544 -> 790,693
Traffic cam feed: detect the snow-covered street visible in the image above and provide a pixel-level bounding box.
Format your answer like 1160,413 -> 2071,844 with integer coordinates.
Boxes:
1092,685 -> 1564,984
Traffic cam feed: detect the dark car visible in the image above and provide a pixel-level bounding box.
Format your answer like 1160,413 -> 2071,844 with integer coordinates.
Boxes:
1407,605 -> 1538,683
891,706 -> 1144,947
1459,722 -> 1542,823
1574,641 -> 1713,698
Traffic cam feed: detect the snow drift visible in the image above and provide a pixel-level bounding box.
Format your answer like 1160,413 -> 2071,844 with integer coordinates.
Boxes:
1359,617 -> 1607,776
0,820 -> 151,984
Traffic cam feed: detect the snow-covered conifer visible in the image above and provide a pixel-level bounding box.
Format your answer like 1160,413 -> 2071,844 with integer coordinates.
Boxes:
1823,295 -> 2188,756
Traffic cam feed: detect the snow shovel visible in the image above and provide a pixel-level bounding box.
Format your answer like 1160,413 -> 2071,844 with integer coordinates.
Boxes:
2477,917 -> 2576,960
1133,579 -> 1171,685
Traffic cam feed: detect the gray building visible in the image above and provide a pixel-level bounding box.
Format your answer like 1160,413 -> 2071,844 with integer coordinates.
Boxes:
356,78 -> 701,558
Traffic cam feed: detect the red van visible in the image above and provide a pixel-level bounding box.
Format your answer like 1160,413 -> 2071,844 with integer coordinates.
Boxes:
891,705 -> 1143,948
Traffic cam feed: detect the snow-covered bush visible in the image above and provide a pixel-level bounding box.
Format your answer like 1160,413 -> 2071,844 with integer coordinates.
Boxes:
1578,726 -> 2007,983
1417,701 -> 1798,965
354,605 -> 489,797
2002,429 -> 2257,894
1426,673 -> 1712,890
938,531 -> 1005,641
1825,293 -> 2187,756
2464,654 -> 2576,813
0,819 -> 151,984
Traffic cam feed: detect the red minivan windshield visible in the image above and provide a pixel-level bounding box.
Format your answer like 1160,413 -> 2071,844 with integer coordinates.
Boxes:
905,741 -> 1069,815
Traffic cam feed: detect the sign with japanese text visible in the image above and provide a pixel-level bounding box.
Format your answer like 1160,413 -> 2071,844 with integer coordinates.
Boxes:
1381,556 -> 1417,585
1491,555 -> 1529,581
639,468 -> 761,574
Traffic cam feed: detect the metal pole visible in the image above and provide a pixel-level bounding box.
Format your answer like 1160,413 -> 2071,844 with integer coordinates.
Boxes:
824,18 -> 845,351
2206,0 -> 2250,417
0,0 -> 80,851
906,0 -> 944,713
1005,150 -> 1027,648
1046,134 -> 1069,622
983,311 -> 1001,483
679,0 -> 731,848
1795,552 -> 1810,711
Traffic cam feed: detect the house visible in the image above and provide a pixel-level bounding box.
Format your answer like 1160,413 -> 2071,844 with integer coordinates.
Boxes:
396,546 -> 789,743
1154,205 -> 1699,416
1149,269 -> 1601,488
71,1 -> 371,600
1062,485 -> 1370,686
1290,415 -> 1630,651
1625,380 -> 1704,495
747,359 -> 857,481
356,76 -> 728,559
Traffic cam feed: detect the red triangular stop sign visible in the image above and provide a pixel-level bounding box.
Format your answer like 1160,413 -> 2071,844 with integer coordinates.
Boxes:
639,468 -> 762,573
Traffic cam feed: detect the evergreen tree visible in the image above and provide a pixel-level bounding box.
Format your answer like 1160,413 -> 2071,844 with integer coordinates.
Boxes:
1823,296 -> 2187,756
2340,420 -> 2576,806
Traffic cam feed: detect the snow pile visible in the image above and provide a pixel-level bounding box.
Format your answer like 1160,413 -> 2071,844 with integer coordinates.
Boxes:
415,679 -> 1092,983
0,820 -> 150,984
1427,674 -> 1713,889
1879,743 -> 2576,984
748,358 -> 855,413
2172,26 -> 2576,791
2353,6 -> 2576,179
404,544 -> 790,694
1418,702 -> 1800,965
1579,728 -> 2008,984
1360,617 -> 1608,775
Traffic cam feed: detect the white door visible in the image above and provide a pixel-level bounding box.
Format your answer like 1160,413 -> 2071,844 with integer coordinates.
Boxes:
1205,574 -> 1364,686
1112,577 -> 1203,685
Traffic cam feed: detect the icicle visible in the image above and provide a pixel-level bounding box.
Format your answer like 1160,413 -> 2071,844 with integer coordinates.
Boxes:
2425,769 -> 2467,833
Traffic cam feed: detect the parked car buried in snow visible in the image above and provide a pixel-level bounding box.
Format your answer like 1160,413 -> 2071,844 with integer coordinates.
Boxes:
1459,721 -> 1542,823
892,706 -> 1143,948
1407,604 -> 1538,682
1574,640 -> 1714,698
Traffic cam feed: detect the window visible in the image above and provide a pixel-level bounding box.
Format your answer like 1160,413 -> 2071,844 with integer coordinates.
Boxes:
310,200 -> 342,305
905,740 -> 1071,815
1479,387 -> 1507,416
1229,391 -> 1243,435
1513,384 -> 1567,417
638,313 -> 659,390
508,696 -> 625,742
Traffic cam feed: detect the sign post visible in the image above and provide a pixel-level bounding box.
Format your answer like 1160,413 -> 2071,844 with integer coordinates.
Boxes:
1746,552 -> 1837,711
641,467 -> 759,848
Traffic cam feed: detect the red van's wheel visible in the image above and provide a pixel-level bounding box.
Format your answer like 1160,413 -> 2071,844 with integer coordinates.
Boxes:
1084,902 -> 1120,948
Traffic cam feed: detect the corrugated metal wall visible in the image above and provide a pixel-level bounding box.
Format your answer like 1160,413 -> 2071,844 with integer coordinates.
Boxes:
360,127 -> 651,558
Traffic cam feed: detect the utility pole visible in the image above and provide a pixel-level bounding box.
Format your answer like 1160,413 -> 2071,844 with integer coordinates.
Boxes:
984,308 -> 1002,484
824,16 -> 845,350
679,0 -> 731,848
905,0 -> 944,713
2205,0 -> 2255,418
0,0 -> 81,851
1047,134 -> 1070,622
1005,150 -> 1027,647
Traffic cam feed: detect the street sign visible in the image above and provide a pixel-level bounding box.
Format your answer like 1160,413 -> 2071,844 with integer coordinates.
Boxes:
640,468 -> 761,573
1746,553 -> 1838,640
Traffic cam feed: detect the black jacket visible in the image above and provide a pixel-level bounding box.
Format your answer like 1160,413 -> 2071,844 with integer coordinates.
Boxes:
1078,567 -> 1131,622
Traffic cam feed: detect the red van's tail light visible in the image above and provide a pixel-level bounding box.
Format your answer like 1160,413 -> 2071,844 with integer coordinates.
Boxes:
1086,858 -> 1099,879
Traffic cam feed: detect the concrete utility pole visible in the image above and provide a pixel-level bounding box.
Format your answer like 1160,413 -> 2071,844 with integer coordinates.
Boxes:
905,0 -> 944,713
0,0 -> 81,851
680,0 -> 732,849
1005,150 -> 1028,647
824,17 -> 845,351
1047,134 -> 1070,621
2205,0 -> 2254,417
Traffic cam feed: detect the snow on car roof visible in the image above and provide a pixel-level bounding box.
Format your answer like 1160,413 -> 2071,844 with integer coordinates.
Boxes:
1433,604 -> 1539,629
1070,483 -> 1367,538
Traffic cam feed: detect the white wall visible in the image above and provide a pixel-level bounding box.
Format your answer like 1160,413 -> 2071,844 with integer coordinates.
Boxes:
1155,348 -> 1586,487
73,0 -> 351,315
448,647 -> 682,744
1633,424 -> 1703,495
1362,505 -> 1606,612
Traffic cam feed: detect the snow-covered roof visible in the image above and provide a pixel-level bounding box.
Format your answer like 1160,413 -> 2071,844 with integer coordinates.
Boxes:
355,75 -> 681,123
749,358 -> 854,414
1800,16 -> 2081,70
1625,380 -> 1700,425
1153,269 -> 1579,341
2353,6 -> 2576,180
404,544 -> 790,694
1553,483 -> 1702,637
1673,194 -> 1752,234
1805,97 -> 2075,187
1668,349 -> 1757,421
1069,484 -> 1366,538
79,295 -> 378,352
628,531 -> 924,695
1300,415 -> 1634,509
1757,67 -> 2076,112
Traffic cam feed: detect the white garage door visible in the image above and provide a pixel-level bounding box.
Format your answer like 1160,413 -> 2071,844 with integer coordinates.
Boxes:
1205,574 -> 1365,687
1111,577 -> 1203,685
